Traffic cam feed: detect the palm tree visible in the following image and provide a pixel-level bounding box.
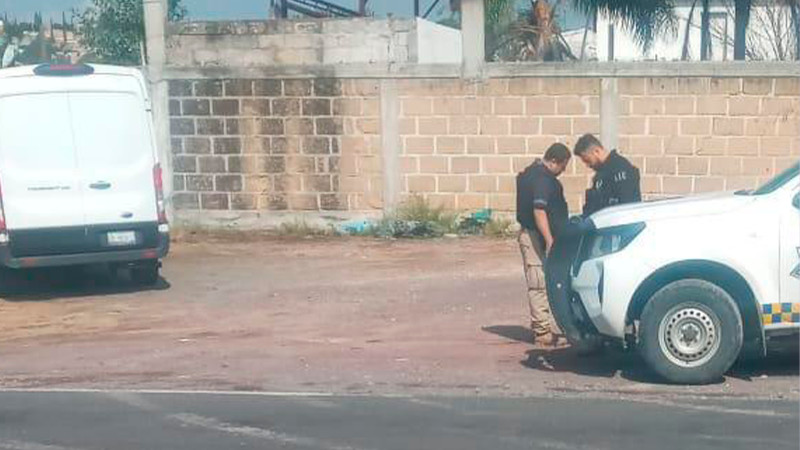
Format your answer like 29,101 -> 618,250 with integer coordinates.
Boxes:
681,0 -> 698,60
572,0 -> 677,53
484,0 -> 516,58
483,0 -> 576,61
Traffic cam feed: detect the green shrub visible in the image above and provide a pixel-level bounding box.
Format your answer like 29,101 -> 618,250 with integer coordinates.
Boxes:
277,220 -> 335,237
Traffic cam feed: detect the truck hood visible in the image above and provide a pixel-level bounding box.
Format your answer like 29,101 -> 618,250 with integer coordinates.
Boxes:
589,191 -> 756,228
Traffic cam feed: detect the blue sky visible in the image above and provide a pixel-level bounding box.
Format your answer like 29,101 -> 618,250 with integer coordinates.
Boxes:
0,0 -> 445,22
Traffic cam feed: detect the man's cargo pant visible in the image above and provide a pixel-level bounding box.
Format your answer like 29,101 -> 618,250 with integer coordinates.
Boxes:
517,229 -> 557,337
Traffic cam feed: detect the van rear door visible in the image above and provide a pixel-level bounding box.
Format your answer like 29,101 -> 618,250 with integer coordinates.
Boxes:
68,91 -> 158,226
0,92 -> 85,229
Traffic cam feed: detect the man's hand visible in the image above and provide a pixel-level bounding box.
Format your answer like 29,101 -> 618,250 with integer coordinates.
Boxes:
534,209 -> 554,258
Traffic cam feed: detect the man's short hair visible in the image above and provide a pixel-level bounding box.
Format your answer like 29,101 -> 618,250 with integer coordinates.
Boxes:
543,143 -> 571,164
574,133 -> 603,156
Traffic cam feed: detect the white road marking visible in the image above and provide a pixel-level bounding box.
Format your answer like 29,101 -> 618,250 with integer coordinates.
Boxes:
101,391 -> 369,450
169,413 -> 372,450
104,391 -> 161,412
627,397 -> 794,418
497,435 -> 606,450
0,440 -> 84,450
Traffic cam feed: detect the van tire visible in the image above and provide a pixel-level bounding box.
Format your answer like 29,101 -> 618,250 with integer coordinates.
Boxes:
131,261 -> 160,286
639,279 -> 742,385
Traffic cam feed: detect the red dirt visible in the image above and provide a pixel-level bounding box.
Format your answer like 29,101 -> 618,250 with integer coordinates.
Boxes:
0,236 -> 797,399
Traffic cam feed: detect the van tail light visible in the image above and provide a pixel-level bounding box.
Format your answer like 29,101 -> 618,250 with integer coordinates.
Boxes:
153,163 -> 168,226
0,177 -> 8,244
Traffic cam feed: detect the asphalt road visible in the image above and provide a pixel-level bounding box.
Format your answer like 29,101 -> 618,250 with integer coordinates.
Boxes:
0,390 -> 796,450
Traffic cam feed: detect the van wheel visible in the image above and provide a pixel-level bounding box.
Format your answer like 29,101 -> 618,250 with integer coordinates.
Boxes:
639,279 -> 742,385
131,261 -> 160,286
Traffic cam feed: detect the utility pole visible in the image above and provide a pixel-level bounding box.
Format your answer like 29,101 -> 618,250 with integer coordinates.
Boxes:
62,11 -> 68,43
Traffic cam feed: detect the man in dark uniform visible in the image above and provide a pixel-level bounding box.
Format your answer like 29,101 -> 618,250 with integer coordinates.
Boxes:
573,134 -> 641,216
516,143 -> 571,346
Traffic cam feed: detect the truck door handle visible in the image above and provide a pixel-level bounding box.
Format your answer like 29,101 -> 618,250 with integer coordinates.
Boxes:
89,181 -> 111,190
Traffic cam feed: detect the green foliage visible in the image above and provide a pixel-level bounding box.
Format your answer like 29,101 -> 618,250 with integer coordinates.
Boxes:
361,197 -> 459,239
397,196 -> 459,228
484,0 -> 517,59
350,197 -> 515,239
572,0 -> 677,52
277,219 -> 336,237
75,0 -> 186,65
483,217 -> 515,238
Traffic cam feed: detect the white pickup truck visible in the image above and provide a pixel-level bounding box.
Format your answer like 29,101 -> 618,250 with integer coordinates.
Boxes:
549,164 -> 799,384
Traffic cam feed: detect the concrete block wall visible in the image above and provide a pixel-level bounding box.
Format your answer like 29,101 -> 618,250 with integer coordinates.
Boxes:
396,78 -> 600,212
167,75 -> 799,219
165,19 -> 451,67
395,76 -> 799,213
168,78 -> 382,214
617,78 -> 800,197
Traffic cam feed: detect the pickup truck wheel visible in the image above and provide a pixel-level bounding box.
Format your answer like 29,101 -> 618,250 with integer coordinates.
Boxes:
131,261 -> 160,286
639,279 -> 742,385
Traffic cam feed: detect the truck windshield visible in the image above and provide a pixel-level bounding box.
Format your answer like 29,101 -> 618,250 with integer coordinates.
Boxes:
737,164 -> 799,196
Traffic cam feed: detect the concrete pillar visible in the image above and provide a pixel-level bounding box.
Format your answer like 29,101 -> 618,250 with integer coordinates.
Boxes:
600,78 -> 619,151
143,0 -> 173,219
460,0 -> 485,79
143,0 -> 166,67
380,80 -> 401,214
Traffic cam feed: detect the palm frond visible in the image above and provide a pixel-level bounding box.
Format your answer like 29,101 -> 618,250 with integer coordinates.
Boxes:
485,0 -> 516,26
573,0 -> 678,52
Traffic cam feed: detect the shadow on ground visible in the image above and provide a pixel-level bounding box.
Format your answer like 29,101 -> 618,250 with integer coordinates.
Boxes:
728,337 -> 800,381
482,325 -> 534,344
485,324 -> 800,385
0,266 -> 169,302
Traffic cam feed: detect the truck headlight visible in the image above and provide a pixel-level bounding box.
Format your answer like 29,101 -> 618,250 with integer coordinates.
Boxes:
576,222 -> 645,267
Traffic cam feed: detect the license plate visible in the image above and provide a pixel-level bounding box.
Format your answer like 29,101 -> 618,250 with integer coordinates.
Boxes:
106,231 -> 137,247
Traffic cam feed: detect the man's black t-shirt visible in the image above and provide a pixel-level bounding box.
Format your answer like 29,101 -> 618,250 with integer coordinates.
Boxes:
516,161 -> 569,244
583,150 -> 641,216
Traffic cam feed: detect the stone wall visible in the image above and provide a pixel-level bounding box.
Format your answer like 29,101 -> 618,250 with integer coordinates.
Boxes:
168,75 -> 799,221
168,78 -> 382,214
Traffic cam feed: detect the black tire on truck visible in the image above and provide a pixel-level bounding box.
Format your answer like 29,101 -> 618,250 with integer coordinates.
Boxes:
131,260 -> 160,286
639,279 -> 743,384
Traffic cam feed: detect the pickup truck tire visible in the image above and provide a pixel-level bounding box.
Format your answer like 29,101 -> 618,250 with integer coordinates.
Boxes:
131,260 -> 160,286
639,279 -> 743,385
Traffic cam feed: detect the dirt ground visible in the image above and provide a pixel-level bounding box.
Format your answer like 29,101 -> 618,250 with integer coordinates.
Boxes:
0,235 -> 797,400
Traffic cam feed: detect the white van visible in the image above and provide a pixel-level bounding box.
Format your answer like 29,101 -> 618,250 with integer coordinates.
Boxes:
0,63 -> 169,284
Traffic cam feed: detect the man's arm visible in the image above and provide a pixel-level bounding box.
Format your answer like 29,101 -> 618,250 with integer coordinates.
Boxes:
533,209 -> 554,254
583,187 -> 601,217
613,167 -> 641,204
